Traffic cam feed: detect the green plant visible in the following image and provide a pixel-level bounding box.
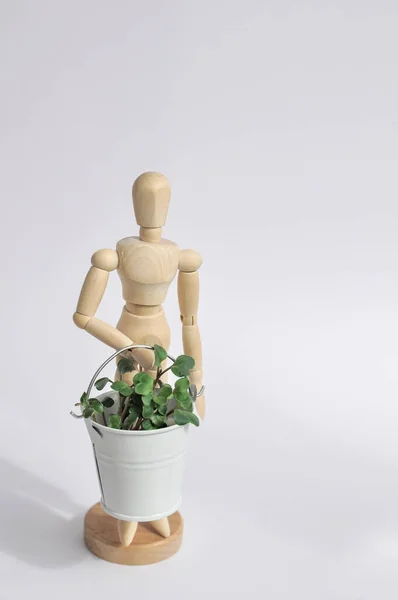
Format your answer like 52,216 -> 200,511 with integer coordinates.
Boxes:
74,345 -> 200,430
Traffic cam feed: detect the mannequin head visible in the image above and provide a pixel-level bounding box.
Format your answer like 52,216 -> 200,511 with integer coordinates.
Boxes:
132,172 -> 171,229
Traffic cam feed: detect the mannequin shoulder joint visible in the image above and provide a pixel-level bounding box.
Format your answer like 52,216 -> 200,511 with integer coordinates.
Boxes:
179,249 -> 202,273
91,249 -> 119,271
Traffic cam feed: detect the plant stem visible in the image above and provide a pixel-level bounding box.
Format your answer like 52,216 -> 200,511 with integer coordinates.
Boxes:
154,366 -> 161,385
118,393 -> 126,417
155,364 -> 172,386
121,400 -> 131,423
132,417 -> 144,430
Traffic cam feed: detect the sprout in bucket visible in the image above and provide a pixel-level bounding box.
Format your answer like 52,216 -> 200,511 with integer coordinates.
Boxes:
73,344 -> 200,430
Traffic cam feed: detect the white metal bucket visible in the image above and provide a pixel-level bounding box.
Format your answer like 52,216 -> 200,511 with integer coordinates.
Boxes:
85,391 -> 190,522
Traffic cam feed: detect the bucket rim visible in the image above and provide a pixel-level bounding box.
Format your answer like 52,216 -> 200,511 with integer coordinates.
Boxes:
86,418 -> 189,436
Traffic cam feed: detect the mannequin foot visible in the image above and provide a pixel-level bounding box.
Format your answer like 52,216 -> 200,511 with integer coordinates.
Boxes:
117,519 -> 138,546
151,517 -> 170,538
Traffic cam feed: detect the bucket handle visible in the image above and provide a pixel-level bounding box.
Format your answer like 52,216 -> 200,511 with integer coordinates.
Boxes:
70,343 -> 204,419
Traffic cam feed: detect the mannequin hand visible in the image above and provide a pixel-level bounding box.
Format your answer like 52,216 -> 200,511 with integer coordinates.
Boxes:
120,346 -> 155,371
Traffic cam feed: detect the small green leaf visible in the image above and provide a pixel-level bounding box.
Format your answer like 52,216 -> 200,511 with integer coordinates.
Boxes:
128,405 -> 140,419
133,372 -> 152,385
80,392 -> 89,407
153,344 -> 167,367
131,392 -> 143,407
83,407 -> 94,419
175,377 -> 190,392
156,383 -> 173,396
151,414 -> 165,427
142,419 -> 156,430
171,355 -> 195,377
89,399 -> 104,414
142,405 -> 154,418
123,407 -> 139,429
175,391 -> 189,403
111,380 -> 133,397
108,414 -> 122,429
95,377 -> 111,391
142,392 -> 153,406
153,395 -> 167,406
175,389 -> 190,404
135,380 -> 153,396
133,372 -> 154,395
178,396 -> 193,411
117,357 -> 135,375
174,378 -> 191,403
173,409 -> 200,426
153,384 -> 172,404
157,403 -> 168,416
102,397 -> 115,408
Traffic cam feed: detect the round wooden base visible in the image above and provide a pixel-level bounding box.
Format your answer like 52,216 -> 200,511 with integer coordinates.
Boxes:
84,503 -> 184,565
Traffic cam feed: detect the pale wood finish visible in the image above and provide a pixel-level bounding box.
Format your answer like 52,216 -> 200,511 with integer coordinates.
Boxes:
139,226 -> 162,243
117,236 -> 180,306
118,520 -> 138,546
125,303 -> 162,316
73,312 -> 90,329
91,248 -> 119,271
116,306 -> 170,370
150,517 -> 171,538
85,317 -> 132,350
180,324 -> 205,418
178,271 -> 200,321
76,267 -> 109,317
132,172 -> 171,228
178,248 -> 203,273
178,262 -> 205,418
85,504 -> 183,565
178,324 -> 203,371
116,307 -> 171,349
74,172 -> 205,558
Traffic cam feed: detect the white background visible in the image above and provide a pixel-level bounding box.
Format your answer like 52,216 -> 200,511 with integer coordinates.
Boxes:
1,1 -> 398,598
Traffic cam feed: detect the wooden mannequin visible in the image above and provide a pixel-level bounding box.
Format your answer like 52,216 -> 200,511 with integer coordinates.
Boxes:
73,172 -> 205,548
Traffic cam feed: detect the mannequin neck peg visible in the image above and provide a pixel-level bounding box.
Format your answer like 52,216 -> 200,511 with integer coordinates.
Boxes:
139,227 -> 162,243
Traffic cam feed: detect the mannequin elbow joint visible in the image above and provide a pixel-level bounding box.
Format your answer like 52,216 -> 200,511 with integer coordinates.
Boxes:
73,312 -> 91,329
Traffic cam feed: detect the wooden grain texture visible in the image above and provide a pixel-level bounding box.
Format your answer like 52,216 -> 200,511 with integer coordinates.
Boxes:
91,248 -> 119,271
84,504 -> 183,565
151,517 -> 171,538
115,306 -> 170,373
117,519 -> 138,546
76,266 -> 109,317
73,172 -> 205,542
178,265 -> 205,418
139,226 -> 162,243
132,172 -> 171,228
117,236 -> 180,306
178,248 -> 202,273
85,317 -> 133,350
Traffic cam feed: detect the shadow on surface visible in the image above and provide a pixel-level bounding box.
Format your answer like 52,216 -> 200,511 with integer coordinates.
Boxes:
188,413 -> 398,556
0,458 -> 87,568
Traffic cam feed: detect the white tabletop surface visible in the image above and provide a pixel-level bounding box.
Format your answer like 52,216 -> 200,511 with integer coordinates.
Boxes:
1,1 -> 398,598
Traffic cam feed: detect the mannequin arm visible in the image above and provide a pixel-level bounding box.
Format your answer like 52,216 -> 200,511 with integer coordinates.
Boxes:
73,249 -> 132,349
178,249 -> 205,418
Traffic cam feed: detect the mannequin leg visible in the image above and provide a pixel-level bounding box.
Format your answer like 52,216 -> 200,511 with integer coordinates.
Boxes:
151,517 -> 171,538
118,520 -> 138,546
114,308 -> 172,544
